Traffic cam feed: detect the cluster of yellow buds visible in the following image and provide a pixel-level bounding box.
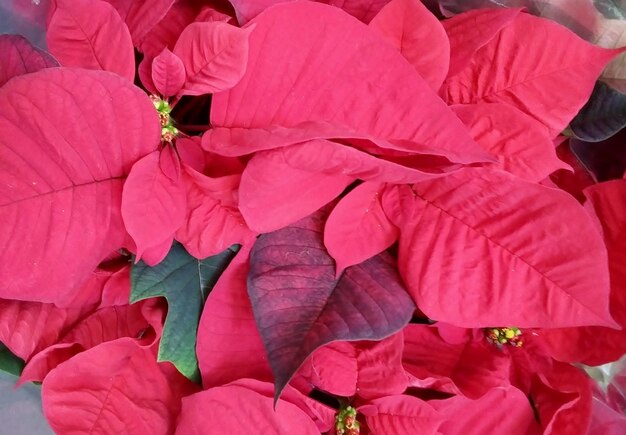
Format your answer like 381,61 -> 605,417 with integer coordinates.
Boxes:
335,406 -> 360,435
150,95 -> 179,143
485,327 -> 523,347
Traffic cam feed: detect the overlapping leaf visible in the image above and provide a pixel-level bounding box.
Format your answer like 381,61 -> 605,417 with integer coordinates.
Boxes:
441,11 -> 621,136
248,208 -> 414,399
390,168 -> 615,328
0,68 -> 159,304
211,2 -> 480,157
131,242 -> 239,381
47,0 -> 135,81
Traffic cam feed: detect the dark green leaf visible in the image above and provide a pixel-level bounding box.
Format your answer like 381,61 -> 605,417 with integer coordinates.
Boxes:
0,343 -> 24,377
130,242 -> 240,382
570,81 -> 626,142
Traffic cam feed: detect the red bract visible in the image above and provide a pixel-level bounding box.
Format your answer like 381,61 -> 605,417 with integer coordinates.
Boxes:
386,168 -> 615,328
0,68 -> 159,303
47,0 -> 135,81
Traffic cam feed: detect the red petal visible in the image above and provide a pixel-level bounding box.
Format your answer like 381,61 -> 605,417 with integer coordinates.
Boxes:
122,151 -> 187,261
442,12 -> 622,136
0,34 -> 57,87
324,182 -> 398,274
151,48 -> 186,98
197,246 -> 272,388
443,7 -> 521,78
452,103 -> 570,182
42,339 -> 196,434
369,0 -> 449,90
396,168 -> 615,328
173,21 -> 252,96
211,2 -> 479,156
541,180 -> 626,365
47,0 -> 135,81
238,148 -> 353,232
0,68 -> 159,303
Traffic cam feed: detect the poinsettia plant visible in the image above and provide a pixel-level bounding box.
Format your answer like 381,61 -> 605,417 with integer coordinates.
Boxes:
1,0 -> 626,433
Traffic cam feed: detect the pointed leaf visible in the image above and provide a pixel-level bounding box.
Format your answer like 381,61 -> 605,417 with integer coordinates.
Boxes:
452,103 -> 569,182
104,0 -> 175,44
248,209 -> 415,399
211,2 -> 479,157
541,180 -> 626,365
441,12 -> 622,136
0,34 -> 58,87
0,68 -> 159,303
173,21 -> 252,96
151,48 -> 186,98
239,148 -> 353,232
570,81 -> 626,142
122,151 -> 187,261
395,168 -> 615,328
47,0 -> 135,81
360,395 -> 443,434
42,339 -> 196,435
175,380 -> 321,434
131,242 -> 239,381
197,246 -> 272,388
324,182 -> 398,274
443,7 -> 521,78
369,0 -> 450,90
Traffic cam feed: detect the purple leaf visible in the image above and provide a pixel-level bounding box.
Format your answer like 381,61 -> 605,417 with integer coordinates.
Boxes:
247,208 -> 414,400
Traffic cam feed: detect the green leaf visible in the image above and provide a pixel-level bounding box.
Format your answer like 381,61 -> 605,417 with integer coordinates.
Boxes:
0,343 -> 25,377
130,242 -> 240,383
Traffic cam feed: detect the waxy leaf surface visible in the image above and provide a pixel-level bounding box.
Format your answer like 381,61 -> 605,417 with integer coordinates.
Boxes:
442,12 -> 620,136
0,34 -> 58,87
0,344 -> 24,377
42,339 -> 195,435
47,0 -> 135,81
369,0 -> 450,90
248,209 -> 414,399
211,2 -> 479,156
131,242 -> 239,381
173,21 -> 252,96
0,68 -> 159,303
393,168 -> 615,328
